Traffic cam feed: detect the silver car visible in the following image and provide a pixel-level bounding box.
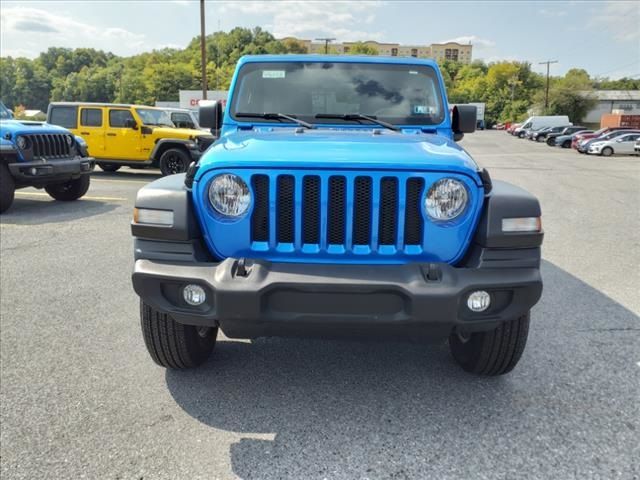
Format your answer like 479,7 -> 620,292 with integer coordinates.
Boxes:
587,132 -> 640,156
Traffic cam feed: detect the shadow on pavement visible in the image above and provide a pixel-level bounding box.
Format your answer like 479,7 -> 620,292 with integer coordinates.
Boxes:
1,197 -> 119,225
166,260 -> 639,479
91,169 -> 161,181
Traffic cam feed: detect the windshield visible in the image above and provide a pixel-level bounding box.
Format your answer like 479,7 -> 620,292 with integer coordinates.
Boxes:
0,102 -> 13,120
135,108 -> 174,127
230,62 -> 445,126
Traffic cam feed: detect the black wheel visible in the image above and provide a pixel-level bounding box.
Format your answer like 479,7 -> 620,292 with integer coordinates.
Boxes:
98,163 -> 121,172
159,148 -> 189,176
562,140 -> 571,148
0,164 -> 15,213
140,301 -> 217,369
546,138 -> 556,146
536,136 -> 544,142
449,312 -> 530,376
44,174 -> 90,201
601,147 -> 614,157
518,131 -> 526,138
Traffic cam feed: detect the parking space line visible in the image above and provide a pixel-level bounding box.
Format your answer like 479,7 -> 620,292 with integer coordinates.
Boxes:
92,178 -> 151,185
15,192 -> 127,201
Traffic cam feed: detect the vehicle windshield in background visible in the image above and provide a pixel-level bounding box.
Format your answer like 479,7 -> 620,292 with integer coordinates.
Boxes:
230,62 -> 445,126
135,108 -> 174,127
0,102 -> 13,120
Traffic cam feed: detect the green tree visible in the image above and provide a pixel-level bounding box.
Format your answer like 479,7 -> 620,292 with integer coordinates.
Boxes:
345,42 -> 378,55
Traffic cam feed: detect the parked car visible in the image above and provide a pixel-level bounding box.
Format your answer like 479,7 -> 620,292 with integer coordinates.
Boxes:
0,101 -> 94,213
130,54 -> 544,376
587,132 -> 640,156
545,126 -> 587,146
163,108 -> 208,132
555,130 -> 593,148
47,103 -> 215,175
524,126 -> 547,140
577,129 -> 638,153
513,116 -> 571,138
571,127 -> 632,150
635,140 -> 640,155
507,123 -> 521,134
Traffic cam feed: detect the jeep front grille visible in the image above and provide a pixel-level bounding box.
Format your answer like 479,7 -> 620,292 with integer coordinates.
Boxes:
250,173 -> 426,252
26,134 -> 72,159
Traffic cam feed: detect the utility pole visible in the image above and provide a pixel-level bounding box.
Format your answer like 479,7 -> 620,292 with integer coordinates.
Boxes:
538,60 -> 558,111
315,37 -> 336,54
200,0 -> 207,100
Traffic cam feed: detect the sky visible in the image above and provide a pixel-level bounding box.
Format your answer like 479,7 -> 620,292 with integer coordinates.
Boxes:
1,0 -> 639,79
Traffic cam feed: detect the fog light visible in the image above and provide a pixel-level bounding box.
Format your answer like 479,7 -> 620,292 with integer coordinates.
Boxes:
183,284 -> 206,306
29,167 -> 37,175
467,290 -> 491,312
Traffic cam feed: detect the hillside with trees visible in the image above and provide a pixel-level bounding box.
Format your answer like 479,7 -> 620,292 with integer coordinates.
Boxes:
1,27 -> 638,124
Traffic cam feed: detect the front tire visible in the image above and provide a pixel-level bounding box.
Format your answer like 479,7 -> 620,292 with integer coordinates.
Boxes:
0,164 -> 15,213
159,148 -> 190,176
601,147 -> 614,157
546,138 -> 556,146
140,301 -> 217,369
518,131 -> 526,138
449,312 -> 530,376
98,163 -> 121,172
44,174 -> 90,201
562,140 -> 571,148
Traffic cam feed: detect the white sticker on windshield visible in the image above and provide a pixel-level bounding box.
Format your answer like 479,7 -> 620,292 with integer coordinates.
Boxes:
262,70 -> 286,79
413,105 -> 429,114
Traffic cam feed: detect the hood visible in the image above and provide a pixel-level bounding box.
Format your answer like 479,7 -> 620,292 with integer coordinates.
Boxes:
0,119 -> 71,135
147,126 -> 211,138
196,127 -> 480,182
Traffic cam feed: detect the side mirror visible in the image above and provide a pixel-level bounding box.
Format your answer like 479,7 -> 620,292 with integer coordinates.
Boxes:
199,100 -> 223,133
451,105 -> 477,141
125,118 -> 138,130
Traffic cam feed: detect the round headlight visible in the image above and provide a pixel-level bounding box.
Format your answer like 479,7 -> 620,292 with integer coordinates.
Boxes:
16,135 -> 27,150
425,178 -> 468,221
208,174 -> 250,217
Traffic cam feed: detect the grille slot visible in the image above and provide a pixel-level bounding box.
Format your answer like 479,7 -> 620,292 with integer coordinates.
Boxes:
302,176 -> 321,244
328,177 -> 346,244
378,177 -> 398,245
251,175 -> 269,242
276,175 -> 295,243
404,178 -> 424,245
29,134 -> 71,158
353,177 -> 372,245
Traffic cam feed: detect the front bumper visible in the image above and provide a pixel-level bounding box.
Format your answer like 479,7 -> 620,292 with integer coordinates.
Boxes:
8,157 -> 94,185
587,145 -> 602,154
132,258 -> 542,340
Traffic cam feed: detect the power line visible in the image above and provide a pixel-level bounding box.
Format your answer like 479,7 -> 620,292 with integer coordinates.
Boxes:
539,60 -> 558,110
315,37 -> 336,54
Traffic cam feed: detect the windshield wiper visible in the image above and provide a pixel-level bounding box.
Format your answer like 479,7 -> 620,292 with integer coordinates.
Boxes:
315,113 -> 400,132
236,112 -> 314,129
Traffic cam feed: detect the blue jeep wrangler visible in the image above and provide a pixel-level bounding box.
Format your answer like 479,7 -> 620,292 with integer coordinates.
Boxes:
0,101 -> 94,213
131,55 -> 543,375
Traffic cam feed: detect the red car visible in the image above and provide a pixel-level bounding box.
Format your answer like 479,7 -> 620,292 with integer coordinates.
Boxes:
571,127 -> 633,149
507,123 -> 521,135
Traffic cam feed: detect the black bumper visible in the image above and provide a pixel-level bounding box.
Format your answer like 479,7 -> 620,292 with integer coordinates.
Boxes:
8,157 -> 94,185
132,258 -> 542,340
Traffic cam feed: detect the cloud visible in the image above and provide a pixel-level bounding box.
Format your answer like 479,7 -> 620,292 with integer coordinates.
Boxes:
0,6 -> 147,57
589,1 -> 640,42
438,35 -> 495,49
216,1 -> 385,41
539,8 -> 567,17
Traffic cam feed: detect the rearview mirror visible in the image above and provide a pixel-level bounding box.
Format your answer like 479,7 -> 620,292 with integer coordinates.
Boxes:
125,118 -> 138,130
451,105 -> 477,141
199,100 -> 223,133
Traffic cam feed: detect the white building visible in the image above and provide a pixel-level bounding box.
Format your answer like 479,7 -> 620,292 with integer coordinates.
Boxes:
582,90 -> 640,124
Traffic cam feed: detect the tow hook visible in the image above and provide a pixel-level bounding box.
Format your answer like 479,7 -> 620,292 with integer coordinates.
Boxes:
234,258 -> 252,278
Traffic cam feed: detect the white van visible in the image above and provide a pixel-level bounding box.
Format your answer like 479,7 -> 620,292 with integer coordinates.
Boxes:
514,116 -> 571,138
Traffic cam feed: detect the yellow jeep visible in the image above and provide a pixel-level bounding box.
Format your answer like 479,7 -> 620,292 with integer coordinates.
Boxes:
47,103 -> 214,175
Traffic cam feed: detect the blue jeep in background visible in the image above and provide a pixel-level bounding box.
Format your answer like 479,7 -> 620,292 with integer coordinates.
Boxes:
0,101 -> 94,213
131,55 -> 544,376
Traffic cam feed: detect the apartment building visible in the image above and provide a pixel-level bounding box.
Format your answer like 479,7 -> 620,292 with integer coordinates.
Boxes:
280,38 -> 473,63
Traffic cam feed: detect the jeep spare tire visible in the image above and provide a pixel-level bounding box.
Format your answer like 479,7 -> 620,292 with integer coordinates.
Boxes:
98,163 -> 121,172
0,164 -> 15,213
45,175 -> 90,201
159,148 -> 190,176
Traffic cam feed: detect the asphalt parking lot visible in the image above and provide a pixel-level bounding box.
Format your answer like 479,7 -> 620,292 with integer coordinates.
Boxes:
1,130 -> 638,479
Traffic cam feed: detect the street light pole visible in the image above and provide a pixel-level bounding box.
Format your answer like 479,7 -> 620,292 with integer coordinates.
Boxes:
200,0 -> 208,100
539,59 -> 558,111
